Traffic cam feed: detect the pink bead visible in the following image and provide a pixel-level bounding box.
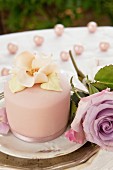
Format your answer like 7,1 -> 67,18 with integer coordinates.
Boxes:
99,42 -> 110,52
34,35 -> 44,46
87,21 -> 97,33
60,51 -> 70,61
74,44 -> 84,55
1,68 -> 9,76
7,43 -> 18,54
54,24 -> 64,36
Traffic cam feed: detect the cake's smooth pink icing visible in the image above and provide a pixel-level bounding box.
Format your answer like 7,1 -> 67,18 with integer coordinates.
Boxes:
4,73 -> 70,142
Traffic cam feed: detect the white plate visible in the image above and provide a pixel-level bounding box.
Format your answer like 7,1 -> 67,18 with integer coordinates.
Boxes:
0,130 -> 85,159
0,71 -> 85,159
0,99 -> 84,159
0,97 -> 85,159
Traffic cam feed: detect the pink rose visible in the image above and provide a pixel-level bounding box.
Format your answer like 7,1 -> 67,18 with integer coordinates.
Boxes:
70,89 -> 113,151
65,129 -> 76,142
65,128 -> 85,144
0,108 -> 10,134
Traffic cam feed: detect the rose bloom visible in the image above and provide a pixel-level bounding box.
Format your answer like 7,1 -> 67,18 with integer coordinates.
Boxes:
67,89 -> 113,151
0,107 -> 10,134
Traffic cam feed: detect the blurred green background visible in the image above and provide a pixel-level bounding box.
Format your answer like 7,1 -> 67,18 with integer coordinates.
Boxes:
0,0 -> 112,34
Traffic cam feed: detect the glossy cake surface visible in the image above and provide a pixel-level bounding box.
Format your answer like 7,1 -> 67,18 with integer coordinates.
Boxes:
4,73 -> 70,142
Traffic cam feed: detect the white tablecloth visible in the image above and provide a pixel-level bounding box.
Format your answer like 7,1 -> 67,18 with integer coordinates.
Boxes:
1,26 -> 113,170
69,149 -> 113,170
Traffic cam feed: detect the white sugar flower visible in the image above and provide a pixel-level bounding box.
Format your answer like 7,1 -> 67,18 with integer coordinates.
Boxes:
9,51 -> 62,93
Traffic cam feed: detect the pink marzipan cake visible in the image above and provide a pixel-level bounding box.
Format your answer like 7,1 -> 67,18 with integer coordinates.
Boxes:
4,51 -> 70,142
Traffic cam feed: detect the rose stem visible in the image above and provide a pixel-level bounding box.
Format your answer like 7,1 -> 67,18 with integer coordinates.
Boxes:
69,50 -> 85,82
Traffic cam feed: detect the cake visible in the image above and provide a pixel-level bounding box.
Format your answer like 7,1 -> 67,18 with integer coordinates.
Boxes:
4,51 -> 70,142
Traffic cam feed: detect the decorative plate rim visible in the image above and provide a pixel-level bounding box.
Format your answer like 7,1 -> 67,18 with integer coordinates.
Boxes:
0,99 -> 85,159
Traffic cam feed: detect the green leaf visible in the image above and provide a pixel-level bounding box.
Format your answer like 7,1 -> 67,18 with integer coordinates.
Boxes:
88,83 -> 99,95
69,100 -> 77,124
71,92 -> 80,106
92,82 -> 113,90
94,65 -> 113,90
91,82 -> 109,91
77,90 -> 89,97
95,65 -> 113,84
70,76 -> 89,97
71,100 -> 77,116
70,76 -> 74,89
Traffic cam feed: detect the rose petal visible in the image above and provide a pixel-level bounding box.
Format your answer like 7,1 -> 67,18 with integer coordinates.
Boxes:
89,120 -> 102,146
83,104 -> 113,145
65,128 -> 85,144
82,106 -> 98,143
99,120 -> 113,134
96,107 -> 113,119
65,129 -> 76,142
102,100 -> 113,105
0,122 -> 10,134
83,104 -> 113,133
81,89 -> 110,103
95,116 -> 113,141
91,90 -> 113,105
0,108 -> 8,123
71,99 -> 89,132
73,130 -> 85,144
17,69 -> 34,87
15,51 -> 35,71
83,105 -> 113,148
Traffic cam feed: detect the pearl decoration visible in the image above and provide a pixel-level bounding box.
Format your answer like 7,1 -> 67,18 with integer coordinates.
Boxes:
87,21 -> 97,33
60,51 -> 70,61
74,44 -> 84,55
54,24 -> 64,36
7,43 -> 18,54
34,35 -> 44,46
1,68 -> 9,76
99,42 -> 110,52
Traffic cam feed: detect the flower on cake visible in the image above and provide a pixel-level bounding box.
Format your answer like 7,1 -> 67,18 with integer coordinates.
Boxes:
66,51 -> 113,151
0,108 -> 10,134
9,51 -> 62,93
